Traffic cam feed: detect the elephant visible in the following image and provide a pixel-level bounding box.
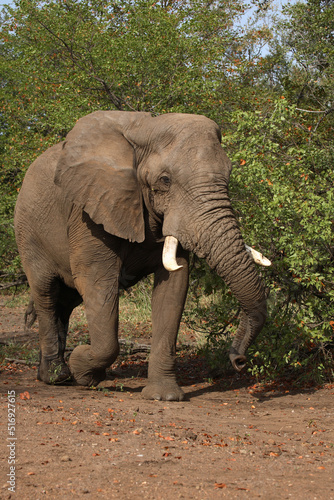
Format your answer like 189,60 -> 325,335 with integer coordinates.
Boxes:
14,111 -> 270,401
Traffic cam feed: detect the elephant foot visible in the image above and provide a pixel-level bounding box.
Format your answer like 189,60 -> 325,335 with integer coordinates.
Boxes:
37,356 -> 72,385
69,344 -> 106,387
142,381 -> 185,401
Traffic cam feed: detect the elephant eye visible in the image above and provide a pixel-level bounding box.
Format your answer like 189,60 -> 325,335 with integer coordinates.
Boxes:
159,175 -> 171,186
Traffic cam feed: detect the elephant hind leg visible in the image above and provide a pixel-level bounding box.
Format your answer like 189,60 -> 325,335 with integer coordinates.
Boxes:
24,296 -> 37,332
28,273 -> 81,385
55,283 -> 83,360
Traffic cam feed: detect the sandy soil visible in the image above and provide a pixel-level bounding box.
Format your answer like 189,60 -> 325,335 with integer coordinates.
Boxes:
1,297 -> 334,499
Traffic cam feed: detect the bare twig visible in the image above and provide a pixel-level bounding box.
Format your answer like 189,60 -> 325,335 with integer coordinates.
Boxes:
311,108 -> 334,140
296,108 -> 329,113
64,339 -> 194,355
5,358 -> 28,365
0,276 -> 28,290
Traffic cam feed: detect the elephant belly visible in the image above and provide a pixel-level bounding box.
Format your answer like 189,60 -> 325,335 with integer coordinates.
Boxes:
120,242 -> 163,289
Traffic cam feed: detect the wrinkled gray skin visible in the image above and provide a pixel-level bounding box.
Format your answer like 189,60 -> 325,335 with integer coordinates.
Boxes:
14,111 -> 267,401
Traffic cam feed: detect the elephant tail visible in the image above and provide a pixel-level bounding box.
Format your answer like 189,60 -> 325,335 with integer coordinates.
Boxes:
24,296 -> 37,332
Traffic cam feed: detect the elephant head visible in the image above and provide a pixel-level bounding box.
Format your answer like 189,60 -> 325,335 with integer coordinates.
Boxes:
55,111 -> 268,371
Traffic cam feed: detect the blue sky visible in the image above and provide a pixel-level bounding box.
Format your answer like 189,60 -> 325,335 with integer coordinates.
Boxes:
0,0 -> 12,8
0,0 -> 301,52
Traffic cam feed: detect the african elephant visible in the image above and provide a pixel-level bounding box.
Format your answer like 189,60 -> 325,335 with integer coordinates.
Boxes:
14,111 -> 269,401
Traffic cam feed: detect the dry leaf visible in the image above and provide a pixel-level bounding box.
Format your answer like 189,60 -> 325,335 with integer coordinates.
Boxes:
215,483 -> 226,489
20,391 -> 30,400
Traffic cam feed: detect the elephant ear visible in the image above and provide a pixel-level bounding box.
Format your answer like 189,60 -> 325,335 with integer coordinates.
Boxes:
54,111 -> 146,243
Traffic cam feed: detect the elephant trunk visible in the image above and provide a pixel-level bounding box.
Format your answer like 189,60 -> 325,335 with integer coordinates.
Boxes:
217,242 -> 267,371
215,245 -> 267,371
165,188 -> 267,371
204,198 -> 267,370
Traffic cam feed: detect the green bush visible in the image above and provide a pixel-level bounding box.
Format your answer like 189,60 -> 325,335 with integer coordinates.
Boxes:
199,100 -> 334,384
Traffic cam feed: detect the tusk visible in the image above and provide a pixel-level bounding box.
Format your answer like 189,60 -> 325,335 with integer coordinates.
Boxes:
245,245 -> 271,266
162,236 -> 183,272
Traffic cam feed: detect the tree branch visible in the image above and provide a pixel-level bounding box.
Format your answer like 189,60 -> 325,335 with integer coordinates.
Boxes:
296,108 -> 329,113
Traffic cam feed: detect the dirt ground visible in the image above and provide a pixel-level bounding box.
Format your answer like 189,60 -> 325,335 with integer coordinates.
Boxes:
1,297 -> 334,499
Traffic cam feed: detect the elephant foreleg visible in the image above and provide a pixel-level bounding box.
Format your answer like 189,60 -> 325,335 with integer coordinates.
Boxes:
67,213 -> 124,386
142,248 -> 189,401
68,287 -> 120,387
67,256 -> 121,387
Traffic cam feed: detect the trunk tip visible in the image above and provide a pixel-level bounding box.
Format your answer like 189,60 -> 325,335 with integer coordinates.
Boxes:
229,353 -> 247,372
